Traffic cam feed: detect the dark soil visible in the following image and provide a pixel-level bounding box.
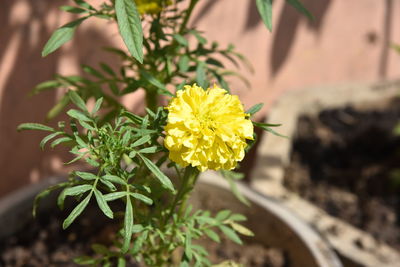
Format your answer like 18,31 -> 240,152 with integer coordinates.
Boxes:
0,201 -> 286,267
284,98 -> 400,249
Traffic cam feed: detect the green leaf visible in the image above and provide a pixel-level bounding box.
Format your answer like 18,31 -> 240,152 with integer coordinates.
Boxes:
256,0 -> 273,31
40,132 -> 62,149
204,229 -> 220,243
75,171 -> 97,180
132,135 -> 151,147
140,70 -> 173,96
216,210 -> 231,221
138,154 -> 174,192
229,214 -> 247,222
42,17 -> 88,57
229,222 -> 254,236
115,0 -> 143,63
73,256 -> 97,265
138,146 -> 159,153
196,61 -> 207,88
63,191 -> 92,229
104,192 -> 127,201
67,109 -> 92,122
122,196 -> 134,253
100,179 -> 117,191
219,225 -> 242,245
130,193 -> 153,205
184,231 -> 193,260
100,63 -> 116,76
68,91 -> 87,111
31,80 -> 61,95
17,123 -> 54,132
179,55 -> 190,72
74,0 -> 95,10
47,94 -> 70,120
246,103 -> 264,116
58,184 -> 93,209
131,231 -> 148,255
173,34 -> 188,46
91,97 -> 103,115
60,6 -> 88,14
102,174 -> 126,185
286,0 -> 314,21
253,121 -> 287,138
94,189 -> 114,219
50,136 -> 73,148
82,64 -> 104,79
117,257 -> 126,267
33,182 -> 68,217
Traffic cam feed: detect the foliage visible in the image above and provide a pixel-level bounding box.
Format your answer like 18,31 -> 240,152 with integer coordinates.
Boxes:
19,0 -> 311,265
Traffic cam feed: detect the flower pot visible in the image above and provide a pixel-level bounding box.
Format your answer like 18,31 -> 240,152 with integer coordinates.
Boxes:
252,80 -> 400,266
0,172 -> 341,266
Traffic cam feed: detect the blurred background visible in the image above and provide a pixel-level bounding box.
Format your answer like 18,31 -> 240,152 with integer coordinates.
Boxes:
1,0 -> 400,197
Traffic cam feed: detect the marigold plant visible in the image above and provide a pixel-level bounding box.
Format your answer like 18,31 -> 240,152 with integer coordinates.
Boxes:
18,0 -> 311,265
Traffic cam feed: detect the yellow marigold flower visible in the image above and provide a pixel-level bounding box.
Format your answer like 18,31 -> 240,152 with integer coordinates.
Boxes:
134,0 -> 171,15
164,84 -> 254,172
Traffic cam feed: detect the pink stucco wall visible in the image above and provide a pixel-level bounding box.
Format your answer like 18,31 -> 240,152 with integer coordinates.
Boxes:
1,0 -> 399,197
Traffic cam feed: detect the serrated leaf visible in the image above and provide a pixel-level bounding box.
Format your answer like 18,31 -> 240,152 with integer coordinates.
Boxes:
184,231 -> 192,260
74,0 -> 95,10
60,6 -> 88,14
115,0 -> 143,63
58,184 -> 93,209
104,192 -> 127,201
138,154 -> 174,192
256,0 -> 273,31
246,103 -> 264,116
173,34 -> 188,46
17,123 -> 54,132
229,213 -> 247,222
63,191 -> 92,229
73,256 -> 97,265
122,196 -> 134,252
219,225 -> 242,245
92,97 -> 103,115
40,132 -> 62,149
196,61 -> 207,88
229,222 -> 254,237
33,182 -> 68,217
67,109 -> 92,122
75,171 -> 97,180
131,231 -> 148,255
253,121 -> 288,138
132,135 -> 151,147
179,55 -> 190,72
103,174 -> 126,185
204,229 -> 220,243
51,136 -> 73,148
286,0 -> 314,20
42,17 -> 87,57
94,189 -> 113,219
46,94 -> 70,120
138,146 -> 159,153
82,64 -> 104,79
31,80 -> 61,95
140,70 -> 173,96
130,193 -> 153,205
216,210 -> 231,221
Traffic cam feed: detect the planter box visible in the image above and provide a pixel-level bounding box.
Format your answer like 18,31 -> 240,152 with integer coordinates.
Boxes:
252,80 -> 400,267
0,172 -> 341,266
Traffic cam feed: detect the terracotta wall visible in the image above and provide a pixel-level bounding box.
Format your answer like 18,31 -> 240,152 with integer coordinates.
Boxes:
1,0 -> 399,197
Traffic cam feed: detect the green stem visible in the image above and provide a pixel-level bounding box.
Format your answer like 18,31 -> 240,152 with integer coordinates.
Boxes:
163,166 -> 199,226
178,0 -> 199,34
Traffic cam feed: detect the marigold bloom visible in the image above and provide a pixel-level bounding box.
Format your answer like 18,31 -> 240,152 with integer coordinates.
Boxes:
164,84 -> 254,172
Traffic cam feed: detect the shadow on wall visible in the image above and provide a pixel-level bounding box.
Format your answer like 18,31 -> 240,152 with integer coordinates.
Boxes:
0,0 -> 119,197
268,0 -> 332,77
